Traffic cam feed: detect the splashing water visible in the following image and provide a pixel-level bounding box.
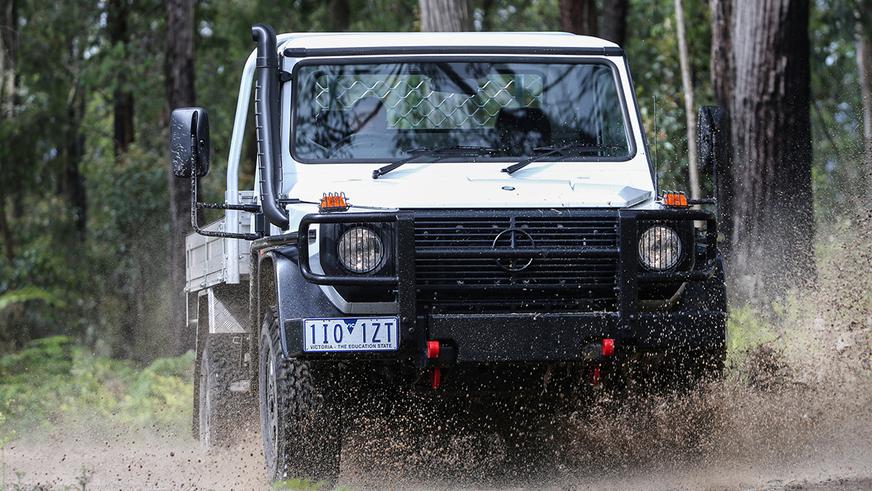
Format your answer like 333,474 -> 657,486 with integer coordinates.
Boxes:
3,217 -> 871,490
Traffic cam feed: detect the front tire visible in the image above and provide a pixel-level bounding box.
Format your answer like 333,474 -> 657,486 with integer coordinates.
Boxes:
258,309 -> 342,483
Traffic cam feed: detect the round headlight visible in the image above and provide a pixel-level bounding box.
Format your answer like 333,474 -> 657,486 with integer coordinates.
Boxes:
337,227 -> 385,273
638,225 -> 682,271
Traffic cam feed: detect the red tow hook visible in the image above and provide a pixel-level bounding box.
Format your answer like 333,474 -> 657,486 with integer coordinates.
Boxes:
426,340 -> 441,389
426,340 -> 440,360
590,338 -> 616,386
431,367 -> 442,389
602,338 -> 615,357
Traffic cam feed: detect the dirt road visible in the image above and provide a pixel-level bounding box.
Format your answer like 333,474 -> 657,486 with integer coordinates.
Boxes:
4,372 -> 871,490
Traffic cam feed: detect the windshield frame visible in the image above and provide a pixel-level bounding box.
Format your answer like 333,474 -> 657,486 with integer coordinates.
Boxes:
288,55 -> 637,165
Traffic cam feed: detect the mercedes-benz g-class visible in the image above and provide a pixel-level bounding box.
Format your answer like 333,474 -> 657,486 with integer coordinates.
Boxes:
170,24 -> 728,483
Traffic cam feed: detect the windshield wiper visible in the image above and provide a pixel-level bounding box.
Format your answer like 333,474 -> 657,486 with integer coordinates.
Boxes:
372,145 -> 497,179
502,144 -> 622,175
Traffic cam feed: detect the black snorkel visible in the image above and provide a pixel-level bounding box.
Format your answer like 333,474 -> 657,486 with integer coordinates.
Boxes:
251,23 -> 289,230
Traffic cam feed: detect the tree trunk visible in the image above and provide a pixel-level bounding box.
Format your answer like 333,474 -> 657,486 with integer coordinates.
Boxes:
0,189 -> 11,261
63,86 -> 87,239
0,0 -> 16,260
419,0 -> 471,32
165,0 -> 196,353
857,30 -> 872,192
108,0 -> 134,157
328,0 -> 350,31
558,0 -> 597,36
59,29 -> 88,240
600,0 -> 627,46
674,0 -> 700,200
710,0 -> 733,109
1,0 -> 15,117
729,0 -> 814,299
709,0 -> 734,256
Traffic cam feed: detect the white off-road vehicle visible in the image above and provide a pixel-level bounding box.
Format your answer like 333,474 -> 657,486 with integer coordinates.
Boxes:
171,24 -> 728,483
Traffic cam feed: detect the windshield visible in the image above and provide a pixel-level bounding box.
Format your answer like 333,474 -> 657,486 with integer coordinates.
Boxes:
292,59 -> 632,163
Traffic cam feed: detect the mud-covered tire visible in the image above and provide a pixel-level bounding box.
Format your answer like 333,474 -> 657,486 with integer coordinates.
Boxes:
258,309 -> 342,483
197,335 -> 253,448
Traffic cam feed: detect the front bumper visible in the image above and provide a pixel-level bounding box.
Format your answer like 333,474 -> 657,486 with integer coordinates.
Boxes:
280,208 -> 725,364
280,308 -> 725,364
427,310 -> 725,363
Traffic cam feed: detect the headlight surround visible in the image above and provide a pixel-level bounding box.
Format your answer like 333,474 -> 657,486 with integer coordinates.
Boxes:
638,225 -> 682,271
337,226 -> 385,273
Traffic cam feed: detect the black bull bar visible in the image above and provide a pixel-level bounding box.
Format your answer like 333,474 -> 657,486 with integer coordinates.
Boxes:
294,208 -> 723,362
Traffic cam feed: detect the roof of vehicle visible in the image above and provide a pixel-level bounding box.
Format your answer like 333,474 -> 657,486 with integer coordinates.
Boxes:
277,32 -> 620,52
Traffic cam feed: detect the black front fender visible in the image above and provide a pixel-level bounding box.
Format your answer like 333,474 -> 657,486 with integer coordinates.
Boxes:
257,245 -> 343,358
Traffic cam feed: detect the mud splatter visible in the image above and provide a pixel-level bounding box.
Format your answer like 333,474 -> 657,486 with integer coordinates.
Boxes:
3,218 -> 871,490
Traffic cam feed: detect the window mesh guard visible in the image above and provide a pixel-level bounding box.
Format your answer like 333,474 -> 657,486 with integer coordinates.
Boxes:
313,75 -> 544,129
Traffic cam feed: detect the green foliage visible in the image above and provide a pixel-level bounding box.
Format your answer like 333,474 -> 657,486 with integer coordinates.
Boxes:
473,0 -> 560,31
623,0 -> 712,193
0,287 -> 65,313
0,336 -> 193,443
809,1 -> 868,226
726,306 -> 778,361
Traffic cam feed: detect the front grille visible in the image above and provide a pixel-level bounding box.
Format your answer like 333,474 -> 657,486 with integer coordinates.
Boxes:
413,213 -> 620,312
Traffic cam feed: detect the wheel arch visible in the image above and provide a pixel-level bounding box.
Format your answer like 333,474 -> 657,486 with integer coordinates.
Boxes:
250,251 -> 276,383
252,245 -> 343,360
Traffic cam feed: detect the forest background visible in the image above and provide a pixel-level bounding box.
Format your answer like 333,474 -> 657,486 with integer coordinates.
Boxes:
0,0 -> 870,364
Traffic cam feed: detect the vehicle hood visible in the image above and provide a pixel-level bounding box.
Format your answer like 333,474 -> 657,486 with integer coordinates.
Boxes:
290,175 -> 652,209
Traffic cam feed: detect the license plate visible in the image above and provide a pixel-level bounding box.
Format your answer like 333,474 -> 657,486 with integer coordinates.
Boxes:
303,317 -> 399,352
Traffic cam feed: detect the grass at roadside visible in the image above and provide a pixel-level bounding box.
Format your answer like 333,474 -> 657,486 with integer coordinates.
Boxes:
0,336 -> 193,445
726,304 -> 778,359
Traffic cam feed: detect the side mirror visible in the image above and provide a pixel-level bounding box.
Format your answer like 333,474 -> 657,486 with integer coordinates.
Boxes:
696,105 -> 729,175
169,106 -> 260,241
170,107 -> 210,178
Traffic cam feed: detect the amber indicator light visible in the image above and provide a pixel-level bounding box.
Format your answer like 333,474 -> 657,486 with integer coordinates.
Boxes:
662,192 -> 689,208
319,192 -> 349,212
